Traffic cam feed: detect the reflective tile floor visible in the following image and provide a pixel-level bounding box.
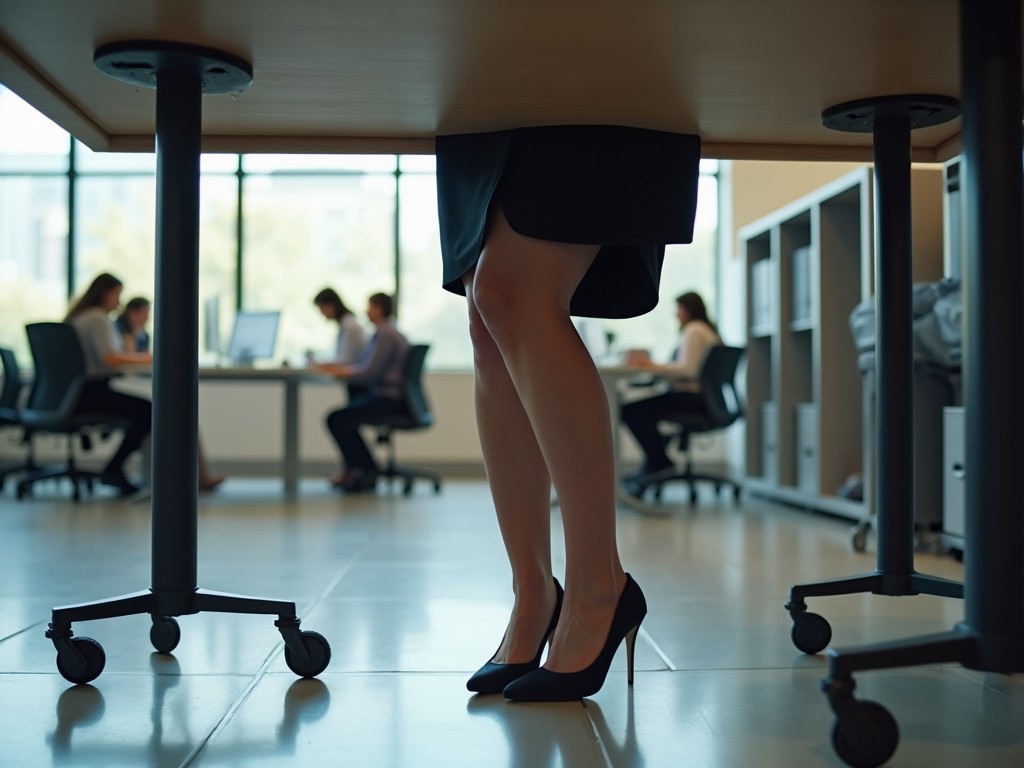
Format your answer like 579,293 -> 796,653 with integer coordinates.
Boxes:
0,478 -> 1021,767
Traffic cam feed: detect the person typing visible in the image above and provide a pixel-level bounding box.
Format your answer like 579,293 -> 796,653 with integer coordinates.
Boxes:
312,292 -> 410,492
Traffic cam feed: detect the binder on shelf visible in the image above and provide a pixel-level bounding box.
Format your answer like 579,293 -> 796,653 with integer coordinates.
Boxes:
791,245 -> 812,325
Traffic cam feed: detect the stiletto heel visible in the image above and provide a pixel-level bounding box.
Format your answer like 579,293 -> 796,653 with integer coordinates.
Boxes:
503,573 -> 647,702
625,626 -> 638,685
466,577 -> 564,694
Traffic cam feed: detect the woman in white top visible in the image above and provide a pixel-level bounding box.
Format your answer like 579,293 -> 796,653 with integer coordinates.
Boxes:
65,273 -> 154,496
66,273 -> 225,495
620,291 -> 722,479
312,288 -> 367,365
312,286 -> 370,407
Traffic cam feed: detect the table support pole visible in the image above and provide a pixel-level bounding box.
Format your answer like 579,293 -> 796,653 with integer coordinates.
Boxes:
44,41 -> 330,686
816,2 -> 1024,765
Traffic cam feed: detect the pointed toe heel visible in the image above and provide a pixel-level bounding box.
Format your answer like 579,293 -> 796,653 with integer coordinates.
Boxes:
466,578 -> 564,695
503,573 -> 647,702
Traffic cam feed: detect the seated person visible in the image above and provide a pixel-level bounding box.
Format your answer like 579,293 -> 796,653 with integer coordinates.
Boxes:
115,296 -> 151,352
311,292 -> 410,492
311,287 -> 367,365
620,291 -> 722,482
65,274 -> 154,496
310,286 -> 369,400
67,275 -> 224,495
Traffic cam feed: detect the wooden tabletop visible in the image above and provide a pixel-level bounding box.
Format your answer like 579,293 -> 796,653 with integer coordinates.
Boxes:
0,0 -> 975,161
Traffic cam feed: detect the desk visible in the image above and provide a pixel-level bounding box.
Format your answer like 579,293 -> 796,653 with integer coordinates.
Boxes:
198,367 -> 337,497
5,2 -> 1020,755
124,366 -> 338,497
598,364 -> 672,513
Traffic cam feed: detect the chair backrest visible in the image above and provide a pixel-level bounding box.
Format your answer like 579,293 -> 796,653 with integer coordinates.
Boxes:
401,344 -> 433,429
698,345 -> 745,429
0,347 -> 22,411
21,322 -> 89,426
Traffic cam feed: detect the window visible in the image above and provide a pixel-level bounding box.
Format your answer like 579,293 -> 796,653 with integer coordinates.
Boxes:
0,89 -> 69,364
606,161 -> 721,360
0,86 -> 720,371
241,157 -> 397,365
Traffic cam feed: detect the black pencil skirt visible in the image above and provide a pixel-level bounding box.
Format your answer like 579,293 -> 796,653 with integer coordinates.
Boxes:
435,125 -> 702,319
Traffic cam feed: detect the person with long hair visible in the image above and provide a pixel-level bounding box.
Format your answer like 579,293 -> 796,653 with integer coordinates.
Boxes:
620,290 -> 722,484
64,273 -> 153,496
66,274 -> 224,495
115,296 -> 151,353
435,125 -> 701,701
311,287 -> 367,366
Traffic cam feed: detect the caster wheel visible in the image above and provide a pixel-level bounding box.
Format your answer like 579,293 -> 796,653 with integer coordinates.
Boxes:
17,483 -> 28,499
733,485 -> 742,503
689,488 -> 698,505
150,616 -> 181,654
284,630 -> 331,678
403,481 -> 413,496
791,612 -> 832,654
714,483 -> 722,496
850,524 -> 869,553
433,481 -> 441,494
831,700 -> 899,768
56,637 -> 106,685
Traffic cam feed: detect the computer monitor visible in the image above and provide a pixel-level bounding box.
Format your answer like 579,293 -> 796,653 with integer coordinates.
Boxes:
203,295 -> 221,356
226,310 -> 281,365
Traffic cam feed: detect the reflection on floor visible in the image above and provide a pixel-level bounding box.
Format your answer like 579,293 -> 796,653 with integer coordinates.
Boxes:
0,478 -> 1020,767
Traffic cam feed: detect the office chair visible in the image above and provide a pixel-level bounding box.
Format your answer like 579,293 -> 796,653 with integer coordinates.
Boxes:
365,343 -> 442,496
14,323 -> 125,502
627,345 -> 745,505
0,346 -> 38,492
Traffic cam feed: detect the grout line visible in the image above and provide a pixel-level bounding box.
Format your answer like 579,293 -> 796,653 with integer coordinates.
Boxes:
639,626 -> 677,671
0,620 -> 47,646
179,535 -> 377,766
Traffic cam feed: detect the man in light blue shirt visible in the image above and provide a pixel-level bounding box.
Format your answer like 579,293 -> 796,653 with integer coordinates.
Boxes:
313,293 -> 411,492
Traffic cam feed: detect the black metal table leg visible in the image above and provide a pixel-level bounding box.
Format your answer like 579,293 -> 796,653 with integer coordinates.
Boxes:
785,93 -> 963,655
818,2 -> 1024,766
45,41 -> 330,686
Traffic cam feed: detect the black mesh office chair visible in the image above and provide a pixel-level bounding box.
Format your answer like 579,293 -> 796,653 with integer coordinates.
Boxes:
0,346 -> 37,492
628,345 -> 745,505
14,323 -> 125,501
364,343 -> 442,496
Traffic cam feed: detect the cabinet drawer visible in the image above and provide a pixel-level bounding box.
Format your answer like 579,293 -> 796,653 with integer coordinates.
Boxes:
943,407 -> 966,540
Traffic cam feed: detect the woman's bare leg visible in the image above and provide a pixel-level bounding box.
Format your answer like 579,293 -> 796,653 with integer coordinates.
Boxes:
472,210 -> 626,673
463,269 -> 559,664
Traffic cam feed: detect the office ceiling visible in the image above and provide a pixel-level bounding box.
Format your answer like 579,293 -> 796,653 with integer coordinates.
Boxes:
0,0 -> 977,160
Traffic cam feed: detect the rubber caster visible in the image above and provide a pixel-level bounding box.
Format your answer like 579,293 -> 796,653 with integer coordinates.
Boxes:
150,616 -> 181,654
433,480 -> 442,494
284,630 -> 331,678
791,612 -> 832,654
831,700 -> 899,768
16,482 -> 28,499
733,485 -> 742,503
850,523 -> 869,553
403,481 -> 413,496
689,487 -> 698,505
56,637 -> 106,685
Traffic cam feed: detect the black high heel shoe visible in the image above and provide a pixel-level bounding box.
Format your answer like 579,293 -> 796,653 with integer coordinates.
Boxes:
466,577 -> 564,695
502,573 -> 646,702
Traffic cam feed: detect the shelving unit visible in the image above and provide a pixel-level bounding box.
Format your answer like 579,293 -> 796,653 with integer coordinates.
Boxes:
741,166 -> 944,520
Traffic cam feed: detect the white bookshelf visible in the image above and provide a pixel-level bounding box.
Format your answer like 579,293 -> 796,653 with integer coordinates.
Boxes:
740,166 -> 944,519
